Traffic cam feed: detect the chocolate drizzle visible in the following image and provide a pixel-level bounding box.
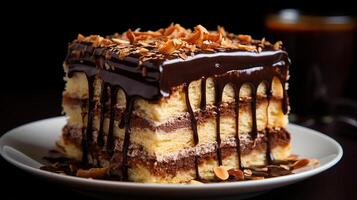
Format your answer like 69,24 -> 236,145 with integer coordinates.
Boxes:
214,79 -> 224,166
183,83 -> 200,179
250,87 -> 258,140
97,82 -> 108,147
119,97 -> 135,181
233,85 -> 243,169
193,62 -> 288,168
106,86 -> 119,156
265,82 -> 274,164
66,42 -> 290,180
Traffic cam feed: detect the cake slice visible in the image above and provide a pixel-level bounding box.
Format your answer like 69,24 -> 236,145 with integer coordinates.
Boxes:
60,24 -> 291,183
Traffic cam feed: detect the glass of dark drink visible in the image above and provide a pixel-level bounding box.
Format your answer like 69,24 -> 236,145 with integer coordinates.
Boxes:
266,9 -> 357,125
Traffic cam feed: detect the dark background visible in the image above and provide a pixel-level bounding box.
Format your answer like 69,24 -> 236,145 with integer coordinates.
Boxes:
1,2 -> 357,199
1,2 -> 357,94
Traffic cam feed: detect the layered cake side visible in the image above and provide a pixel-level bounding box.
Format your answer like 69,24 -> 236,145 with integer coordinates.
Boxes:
59,24 -> 291,183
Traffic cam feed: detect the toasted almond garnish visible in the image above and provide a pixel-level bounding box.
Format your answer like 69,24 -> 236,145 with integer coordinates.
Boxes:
243,169 -> 253,176
273,41 -> 283,50
158,39 -> 184,55
261,37 -> 266,46
76,167 -> 108,179
185,29 -> 201,44
201,40 -> 220,51
83,35 -> 105,47
126,29 -> 136,44
257,47 -> 262,53
118,48 -> 130,60
220,38 -> 237,49
75,24 -> 281,65
112,38 -> 130,44
178,53 -> 188,60
77,34 -> 85,41
185,25 -> 207,45
100,39 -> 113,47
164,23 -> 176,36
134,31 -> 162,41
238,44 -> 257,52
228,169 -> 244,180
133,31 -> 161,37
204,33 -> 222,43
279,164 -> 291,171
292,159 -> 319,174
196,24 -> 209,34
292,159 -> 310,170
249,166 -> 268,172
217,26 -> 227,37
158,40 -> 175,55
238,34 -> 252,43
214,166 -> 229,181
139,47 -> 149,55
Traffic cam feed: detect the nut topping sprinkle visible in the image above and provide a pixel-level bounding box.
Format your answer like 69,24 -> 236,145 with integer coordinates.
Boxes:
74,24 -> 283,65
214,166 -> 229,181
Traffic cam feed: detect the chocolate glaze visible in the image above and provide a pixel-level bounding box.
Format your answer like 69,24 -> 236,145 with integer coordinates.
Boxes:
214,79 -> 224,166
106,86 -> 119,156
183,83 -> 200,179
97,82 -> 109,147
233,85 -> 243,169
118,97 -> 135,181
66,42 -> 290,180
265,85 -> 274,164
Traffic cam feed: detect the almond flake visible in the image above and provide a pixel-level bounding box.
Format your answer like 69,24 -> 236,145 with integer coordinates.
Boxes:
158,39 -> 183,55
292,159 -> 310,170
76,167 -> 108,179
217,26 -> 227,37
238,34 -> 252,43
112,38 -> 130,44
139,47 -> 149,55
238,44 -> 257,52
214,166 -> 229,181
178,53 -> 188,60
126,29 -> 136,44
273,41 -> 283,50
164,23 -> 176,36
228,169 -> 244,180
243,169 -> 253,176
73,24 -> 280,68
77,34 -> 85,41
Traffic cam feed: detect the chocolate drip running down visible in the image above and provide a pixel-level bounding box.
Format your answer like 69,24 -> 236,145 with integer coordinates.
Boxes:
106,86 -> 119,157
66,44 -> 289,180
184,83 -> 200,179
97,82 -> 109,147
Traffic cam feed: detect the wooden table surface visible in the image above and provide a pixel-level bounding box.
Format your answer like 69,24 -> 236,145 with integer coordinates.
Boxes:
1,91 -> 356,200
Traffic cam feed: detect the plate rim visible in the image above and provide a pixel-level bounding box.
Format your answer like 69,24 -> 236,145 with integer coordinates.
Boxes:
0,116 -> 343,190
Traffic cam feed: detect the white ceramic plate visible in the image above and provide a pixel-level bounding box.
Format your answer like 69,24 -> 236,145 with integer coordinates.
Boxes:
0,117 -> 342,199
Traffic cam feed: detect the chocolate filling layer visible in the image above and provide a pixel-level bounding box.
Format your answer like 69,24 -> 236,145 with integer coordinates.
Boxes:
126,128 -> 290,177
62,125 -> 289,159
63,95 -> 282,132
